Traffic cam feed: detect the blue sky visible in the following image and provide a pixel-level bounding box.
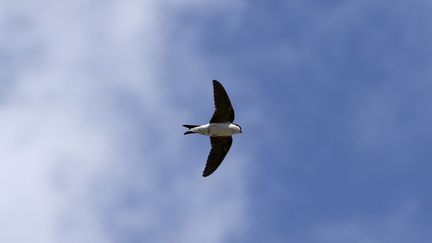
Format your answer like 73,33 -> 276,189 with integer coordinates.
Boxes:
1,0 -> 431,242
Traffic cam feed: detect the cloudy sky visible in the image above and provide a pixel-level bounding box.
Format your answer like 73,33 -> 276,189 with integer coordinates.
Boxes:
1,0 -> 431,242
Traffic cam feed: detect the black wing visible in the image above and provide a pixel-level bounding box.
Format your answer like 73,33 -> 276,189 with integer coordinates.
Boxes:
203,136 -> 233,177
209,80 -> 235,123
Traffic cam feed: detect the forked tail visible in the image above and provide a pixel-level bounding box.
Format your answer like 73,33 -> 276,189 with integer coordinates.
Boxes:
183,124 -> 199,135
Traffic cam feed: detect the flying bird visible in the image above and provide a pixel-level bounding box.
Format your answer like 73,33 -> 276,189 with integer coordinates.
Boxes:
183,80 -> 242,177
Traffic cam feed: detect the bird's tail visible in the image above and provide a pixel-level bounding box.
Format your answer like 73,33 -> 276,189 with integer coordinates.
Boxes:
182,124 -> 199,129
183,124 -> 199,135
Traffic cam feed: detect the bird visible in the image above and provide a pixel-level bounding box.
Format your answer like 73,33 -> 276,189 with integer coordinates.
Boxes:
183,80 -> 242,177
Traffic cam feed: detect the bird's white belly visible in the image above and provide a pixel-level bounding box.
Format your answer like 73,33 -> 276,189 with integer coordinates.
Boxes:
209,123 -> 233,136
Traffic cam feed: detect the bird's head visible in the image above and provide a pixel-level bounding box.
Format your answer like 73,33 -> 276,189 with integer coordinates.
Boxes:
232,123 -> 242,134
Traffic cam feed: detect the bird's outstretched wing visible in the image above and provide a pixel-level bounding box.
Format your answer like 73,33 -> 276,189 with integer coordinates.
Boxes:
209,80 -> 235,123
203,136 -> 233,177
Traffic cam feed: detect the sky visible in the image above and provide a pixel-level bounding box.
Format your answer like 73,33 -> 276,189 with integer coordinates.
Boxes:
1,0 -> 431,242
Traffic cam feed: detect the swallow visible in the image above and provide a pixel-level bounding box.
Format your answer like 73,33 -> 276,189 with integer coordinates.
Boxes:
183,80 -> 242,177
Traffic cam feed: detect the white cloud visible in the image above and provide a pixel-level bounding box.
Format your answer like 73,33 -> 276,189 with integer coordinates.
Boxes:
0,1 -> 249,243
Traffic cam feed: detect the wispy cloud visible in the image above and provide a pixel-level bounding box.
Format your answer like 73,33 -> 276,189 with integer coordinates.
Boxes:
0,1 -> 250,243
